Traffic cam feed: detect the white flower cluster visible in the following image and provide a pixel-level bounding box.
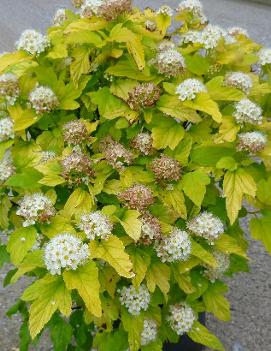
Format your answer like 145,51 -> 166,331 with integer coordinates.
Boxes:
0,117 -> 14,142
155,227 -> 191,263
199,25 -> 232,50
53,9 -> 67,26
29,85 -> 59,114
157,40 -> 176,52
167,304 -> 196,336
141,319 -> 158,346
156,49 -> 186,77
80,0 -> 103,17
205,251 -> 230,282
16,193 -> 55,227
238,131 -> 267,153
179,30 -> 201,45
258,48 -> 271,66
224,72 -> 253,94
0,153 -> 15,183
0,73 -> 19,105
44,233 -> 89,275
157,5 -> 174,17
233,98 -> 263,125
79,211 -> 113,240
176,78 -> 206,101
40,150 -> 56,163
228,27 -> 248,37
16,29 -> 50,55
119,285 -> 150,316
187,211 -> 224,243
177,0 -> 207,24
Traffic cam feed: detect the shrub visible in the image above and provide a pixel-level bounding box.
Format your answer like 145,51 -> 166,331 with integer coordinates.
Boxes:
0,0 -> 271,350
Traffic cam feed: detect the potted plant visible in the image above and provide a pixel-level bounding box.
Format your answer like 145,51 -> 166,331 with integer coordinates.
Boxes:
0,0 -> 271,350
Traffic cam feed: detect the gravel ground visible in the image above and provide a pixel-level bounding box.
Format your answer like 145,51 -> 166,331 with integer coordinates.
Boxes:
0,1 -> 271,351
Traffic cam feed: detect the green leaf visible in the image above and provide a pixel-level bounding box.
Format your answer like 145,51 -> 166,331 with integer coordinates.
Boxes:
203,282 -> 231,321
129,248 -> 151,287
6,167 -> 43,189
41,215 -> 75,238
117,210 -> 142,242
90,235 -> 133,278
188,321 -> 224,351
216,156 -> 237,171
22,275 -> 72,339
8,104 -> 37,131
0,195 -> 12,229
89,87 -> 137,121
157,94 -> 201,123
19,320 -> 31,351
206,76 -> 244,101
11,250 -> 45,283
106,56 -> 151,81
215,234 -> 247,258
0,245 -> 9,268
50,315 -> 73,351
184,93 -> 222,123
185,55 -> 210,75
166,135 -> 193,166
63,188 -> 94,217
257,177 -> 271,206
63,261 -> 102,317
93,329 -> 128,351
7,227 -> 37,265
191,239 -> 217,268
152,115 -> 185,150
250,214 -> 271,254
122,308 -> 144,351
66,30 -> 103,46
181,170 -> 210,207
223,168 -> 257,224
160,188 -> 187,219
191,144 -> 235,166
0,140 -> 14,160
70,46 -> 91,84
146,262 -> 170,297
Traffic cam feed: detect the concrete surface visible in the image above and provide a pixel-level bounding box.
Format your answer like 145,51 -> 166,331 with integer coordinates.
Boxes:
0,1 -> 271,351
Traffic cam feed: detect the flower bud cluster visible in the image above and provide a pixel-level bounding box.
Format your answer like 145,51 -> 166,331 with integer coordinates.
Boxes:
118,184 -> 154,211
0,117 -> 14,142
145,20 -> 156,32
205,251 -> 230,282
61,150 -> 94,185
176,78 -> 206,101
16,193 -> 55,227
0,73 -> 19,105
63,120 -> 89,145
155,49 -> 186,77
157,5 -> 174,17
98,0 -> 132,21
228,27 -> 248,37
44,233 -> 89,275
224,72 -> 253,94
80,0 -> 103,17
79,211 -> 113,240
167,304 -> 195,336
53,9 -> 67,26
141,319 -> 158,346
16,29 -> 50,55
131,132 -> 153,156
128,83 -> 160,110
150,155 -> 181,182
258,48 -> 271,66
72,0 -> 84,8
118,284 -> 150,316
100,136 -> 133,171
29,85 -> 59,114
155,227 -> 191,263
0,153 -> 15,183
140,212 -> 162,245
237,131 -> 267,153
233,98 -> 263,125
187,211 -> 224,243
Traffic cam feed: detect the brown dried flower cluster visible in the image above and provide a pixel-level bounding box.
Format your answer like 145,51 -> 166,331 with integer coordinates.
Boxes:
100,136 -> 133,171
72,0 -> 84,8
61,150 -> 94,185
131,132 -> 154,156
150,155 -> 181,182
98,0 -> 132,21
140,211 -> 162,245
118,184 -> 154,211
63,120 -> 89,145
128,83 -> 161,110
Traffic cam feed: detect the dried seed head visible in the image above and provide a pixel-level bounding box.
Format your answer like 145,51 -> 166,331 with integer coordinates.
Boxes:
0,73 -> 19,105
61,151 -> 94,185
155,49 -> 186,77
128,83 -> 161,110
145,20 -> 157,32
131,132 -> 153,156
80,0 -> 103,17
118,184 -> 154,211
100,136 -> 133,171
72,0 -> 85,8
150,155 -> 181,182
63,120 -> 89,145
98,0 -> 132,21
228,27 -> 248,37
237,131 -> 267,153
140,212 -> 162,245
